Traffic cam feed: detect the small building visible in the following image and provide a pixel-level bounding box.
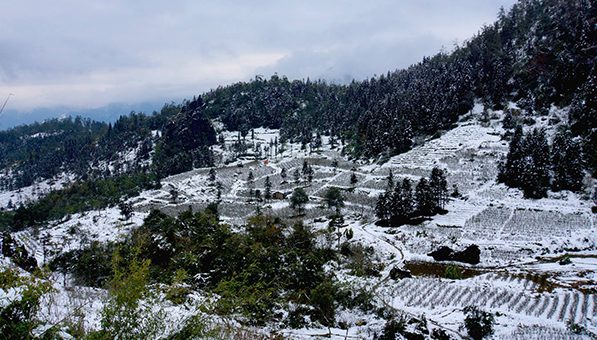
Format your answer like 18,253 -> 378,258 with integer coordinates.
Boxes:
272,191 -> 287,200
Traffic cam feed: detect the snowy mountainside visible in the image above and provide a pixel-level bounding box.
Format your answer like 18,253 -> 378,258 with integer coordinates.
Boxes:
1,102 -> 594,338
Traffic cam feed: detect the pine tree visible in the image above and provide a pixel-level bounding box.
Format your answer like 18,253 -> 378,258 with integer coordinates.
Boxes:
307,165 -> 314,183
216,181 -> 223,200
264,176 -> 272,201
247,171 -> 255,196
331,159 -> 339,174
280,168 -> 287,182
375,192 -> 390,221
520,128 -> 550,198
429,167 -> 448,209
350,173 -> 358,186
302,160 -> 309,176
118,201 -> 133,221
415,178 -> 435,216
400,178 -> 414,218
324,187 -> 345,212
499,126 -> 524,188
552,129 -> 584,192
387,169 -> 395,191
209,168 -> 216,182
290,187 -> 309,215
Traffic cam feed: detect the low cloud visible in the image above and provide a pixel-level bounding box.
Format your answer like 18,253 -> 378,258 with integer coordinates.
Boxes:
0,0 -> 515,113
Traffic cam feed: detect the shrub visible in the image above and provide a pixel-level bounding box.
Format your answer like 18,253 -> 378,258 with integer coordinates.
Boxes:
310,278 -> 337,327
558,255 -> 572,265
566,319 -> 587,335
378,317 -> 406,340
343,243 -> 382,277
431,328 -> 452,339
50,241 -> 115,287
96,249 -> 164,339
0,268 -> 52,338
444,265 -> 463,280
463,306 -> 494,340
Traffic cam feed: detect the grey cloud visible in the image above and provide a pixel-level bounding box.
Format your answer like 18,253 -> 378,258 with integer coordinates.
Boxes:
0,0 -> 516,116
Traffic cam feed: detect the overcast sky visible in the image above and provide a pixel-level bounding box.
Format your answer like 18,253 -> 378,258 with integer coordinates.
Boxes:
1,0 -> 516,117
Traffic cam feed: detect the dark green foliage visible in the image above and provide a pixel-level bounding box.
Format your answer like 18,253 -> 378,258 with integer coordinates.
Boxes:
280,168 -> 287,181
1,1 -> 595,191
415,178 -> 435,216
342,243 -> 382,277
336,286 -> 375,313
290,187 -> 309,215
431,328 -> 452,340
502,111 -> 516,129
520,129 -> 551,198
196,1 -> 595,161
570,68 -> 597,174
500,127 -> 585,197
444,265 -> 463,280
0,104 -> 180,191
0,268 -> 52,339
0,211 -> 14,232
50,241 -> 115,287
310,278 -> 337,327
350,173 -> 358,186
463,306 -> 495,340
552,128 -> 585,192
65,210 -> 337,327
567,319 -> 588,335
208,168 -> 216,182
375,192 -> 391,222
377,168 -> 447,224
386,170 -> 395,191
324,187 -> 344,211
430,168 -> 448,209
378,317 -> 406,340
152,97 -> 216,177
498,126 -> 524,188
1,233 -> 38,272
264,176 -> 272,201
9,172 -> 159,230
118,201 -> 133,221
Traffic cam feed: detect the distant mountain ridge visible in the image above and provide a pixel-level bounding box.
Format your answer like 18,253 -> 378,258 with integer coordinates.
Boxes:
0,101 -> 169,130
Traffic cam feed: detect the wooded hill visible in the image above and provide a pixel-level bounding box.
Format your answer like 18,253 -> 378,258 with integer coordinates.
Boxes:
1,0 -> 595,191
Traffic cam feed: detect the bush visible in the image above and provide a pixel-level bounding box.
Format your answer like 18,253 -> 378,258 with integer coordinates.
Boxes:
0,268 -> 52,338
50,241 -> 115,287
97,249 -> 164,339
566,319 -> 588,335
444,265 -> 463,280
310,278 -> 337,327
463,306 -> 494,340
343,243 -> 383,277
558,255 -> 572,265
378,317 -> 406,340
336,285 -> 375,313
431,328 -> 452,339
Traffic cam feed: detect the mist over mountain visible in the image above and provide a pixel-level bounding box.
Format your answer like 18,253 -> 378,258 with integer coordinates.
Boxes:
0,101 -> 170,130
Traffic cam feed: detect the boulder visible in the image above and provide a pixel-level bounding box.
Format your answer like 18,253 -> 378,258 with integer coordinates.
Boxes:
389,266 -> 412,280
428,244 -> 480,265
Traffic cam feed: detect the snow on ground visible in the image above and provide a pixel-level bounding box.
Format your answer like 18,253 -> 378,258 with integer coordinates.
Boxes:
129,113 -> 596,337
3,104 -> 596,338
12,207 -> 147,265
0,173 -> 75,209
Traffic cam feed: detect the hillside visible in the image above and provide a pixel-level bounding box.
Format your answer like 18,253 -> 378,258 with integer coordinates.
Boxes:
0,0 -> 596,339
